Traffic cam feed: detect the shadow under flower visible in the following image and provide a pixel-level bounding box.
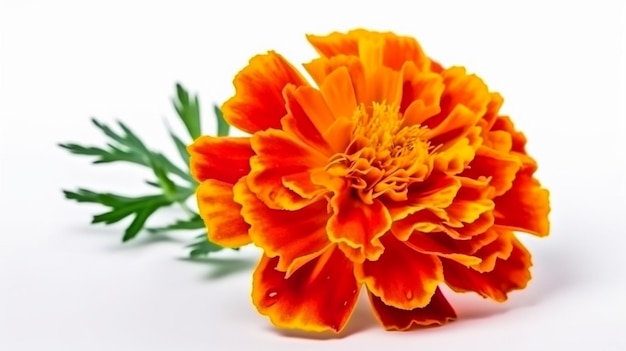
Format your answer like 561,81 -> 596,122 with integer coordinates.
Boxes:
450,236 -> 579,321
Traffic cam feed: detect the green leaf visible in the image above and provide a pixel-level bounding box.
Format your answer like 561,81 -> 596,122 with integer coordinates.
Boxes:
187,233 -> 224,258
59,119 -> 193,183
169,131 -> 190,169
147,214 -> 204,233
173,83 -> 201,140
123,204 -> 161,242
213,104 -> 230,137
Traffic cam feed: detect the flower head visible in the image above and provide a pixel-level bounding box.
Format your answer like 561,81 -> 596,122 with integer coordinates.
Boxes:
189,29 -> 550,332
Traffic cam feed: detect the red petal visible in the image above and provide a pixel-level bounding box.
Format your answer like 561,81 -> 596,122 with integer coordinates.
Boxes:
222,51 -> 307,134
188,136 -> 253,184
196,179 -> 251,248
404,230 -> 498,266
494,170 -> 550,236
442,236 -> 532,302
252,248 -> 360,333
327,188 -> 392,262
248,129 -> 327,210
356,236 -> 443,310
368,287 -> 456,331
234,179 -> 331,276
281,85 -> 332,153
463,147 -> 522,196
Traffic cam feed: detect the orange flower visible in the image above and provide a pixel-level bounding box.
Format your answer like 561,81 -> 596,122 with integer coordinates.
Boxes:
189,29 -> 550,332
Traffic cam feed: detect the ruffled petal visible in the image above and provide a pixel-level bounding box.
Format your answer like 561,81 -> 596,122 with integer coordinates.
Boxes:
463,146 -> 522,196
248,129 -> 328,210
368,287 -> 456,331
442,236 -> 532,302
327,187 -> 392,262
234,178 -> 331,276
404,230 -> 498,266
188,136 -> 253,184
494,170 -> 550,236
319,66 -> 358,119
252,248 -> 360,333
196,179 -> 251,248
222,51 -> 308,133
303,55 -> 367,102
386,175 -> 461,222
306,29 -> 430,71
356,236 -> 443,310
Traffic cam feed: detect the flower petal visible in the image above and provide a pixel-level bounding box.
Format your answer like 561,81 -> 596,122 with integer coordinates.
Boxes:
355,236 -> 443,310
319,66 -> 358,119
422,66 -> 490,131
386,175 -> 461,222
248,129 -> 328,210
400,63 -> 444,120
463,146 -> 522,196
494,170 -> 550,236
222,51 -> 308,133
252,248 -> 360,333
368,287 -> 456,331
234,178 -> 331,276
404,230 -> 498,266
442,235 -> 532,302
307,29 -> 430,71
303,55 -> 367,102
327,187 -> 392,262
188,136 -> 253,184
196,179 -> 251,248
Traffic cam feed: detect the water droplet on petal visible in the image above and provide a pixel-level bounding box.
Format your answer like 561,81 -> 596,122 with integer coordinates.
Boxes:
343,300 -> 348,306
268,291 -> 278,298
406,290 -> 414,300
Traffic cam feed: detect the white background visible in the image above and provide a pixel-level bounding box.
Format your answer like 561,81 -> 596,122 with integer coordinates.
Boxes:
1,0 -> 625,350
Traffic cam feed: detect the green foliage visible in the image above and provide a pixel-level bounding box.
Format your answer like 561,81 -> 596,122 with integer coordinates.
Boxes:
61,83 -> 233,257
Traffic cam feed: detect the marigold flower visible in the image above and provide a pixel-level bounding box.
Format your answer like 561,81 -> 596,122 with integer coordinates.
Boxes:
189,29 -> 550,332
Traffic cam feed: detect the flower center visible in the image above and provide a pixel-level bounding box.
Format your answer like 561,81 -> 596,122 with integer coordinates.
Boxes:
326,102 -> 432,204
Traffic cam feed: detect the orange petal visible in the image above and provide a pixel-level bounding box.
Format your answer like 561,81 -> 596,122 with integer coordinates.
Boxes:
463,146 -> 522,196
248,129 -> 328,210
400,64 -> 444,121
234,179 -> 331,276
188,136 -> 253,184
303,55 -> 367,102
442,236 -> 532,302
292,86 -> 336,135
403,230 -> 498,266
319,66 -> 358,119
469,227 -> 515,272
252,249 -> 360,333
432,125 -> 482,175
477,92 -> 504,137
355,236 -> 443,310
391,209 -> 446,241
364,67 -> 403,107
422,66 -> 490,131
494,170 -> 550,236
444,176 -> 495,230
327,188 -> 392,262
368,287 -> 456,331
222,51 -> 307,134
281,85 -> 332,153
196,179 -> 251,248
307,29 -> 430,71
386,175 -> 462,222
